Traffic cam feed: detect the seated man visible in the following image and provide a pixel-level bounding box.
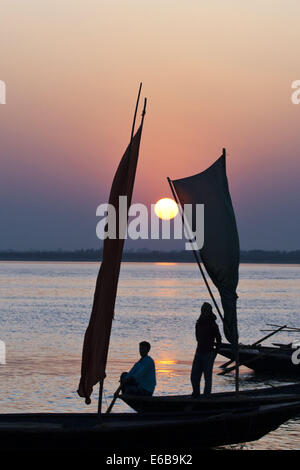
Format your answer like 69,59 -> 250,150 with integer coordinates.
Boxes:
120,341 -> 156,396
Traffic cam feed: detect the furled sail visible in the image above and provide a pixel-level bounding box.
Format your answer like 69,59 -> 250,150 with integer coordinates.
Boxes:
172,153 -> 239,343
77,118 -> 145,404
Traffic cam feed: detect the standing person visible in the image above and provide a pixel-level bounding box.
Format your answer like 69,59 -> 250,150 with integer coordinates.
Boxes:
120,341 -> 156,396
191,302 -> 221,397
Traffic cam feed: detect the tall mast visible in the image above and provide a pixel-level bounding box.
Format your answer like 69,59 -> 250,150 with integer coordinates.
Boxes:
131,83 -> 142,140
222,147 -> 239,395
97,84 -> 145,415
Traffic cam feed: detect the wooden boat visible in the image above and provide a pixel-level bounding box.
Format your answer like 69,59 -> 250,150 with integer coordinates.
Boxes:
1,401 -> 300,450
219,342 -> 300,375
3,90 -> 292,453
80,137 -> 299,448
120,383 -> 300,413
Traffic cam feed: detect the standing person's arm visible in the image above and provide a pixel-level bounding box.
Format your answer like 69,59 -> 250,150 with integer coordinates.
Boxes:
195,322 -> 200,342
214,324 -> 222,351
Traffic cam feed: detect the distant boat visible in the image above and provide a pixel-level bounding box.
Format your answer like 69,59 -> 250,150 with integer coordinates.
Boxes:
219,342 -> 300,375
217,323 -> 300,375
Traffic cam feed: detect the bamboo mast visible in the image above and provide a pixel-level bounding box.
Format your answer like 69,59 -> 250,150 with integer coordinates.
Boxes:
131,83 -> 143,141
97,83 -> 144,415
224,149 -> 240,396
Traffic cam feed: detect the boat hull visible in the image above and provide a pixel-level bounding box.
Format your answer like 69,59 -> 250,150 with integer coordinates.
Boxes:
219,343 -> 300,374
120,383 -> 300,413
0,402 -> 300,450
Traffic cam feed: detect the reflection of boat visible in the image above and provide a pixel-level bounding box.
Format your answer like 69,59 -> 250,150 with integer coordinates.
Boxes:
219,342 -> 300,375
120,383 -> 300,413
1,401 -> 300,450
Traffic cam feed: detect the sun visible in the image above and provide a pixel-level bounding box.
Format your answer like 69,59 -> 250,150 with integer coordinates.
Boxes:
154,198 -> 179,220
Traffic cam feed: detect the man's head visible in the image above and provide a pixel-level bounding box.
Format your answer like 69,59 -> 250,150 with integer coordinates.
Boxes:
139,341 -> 151,358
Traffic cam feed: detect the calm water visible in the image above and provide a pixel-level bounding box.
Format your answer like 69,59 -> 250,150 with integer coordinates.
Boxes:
0,261 -> 299,449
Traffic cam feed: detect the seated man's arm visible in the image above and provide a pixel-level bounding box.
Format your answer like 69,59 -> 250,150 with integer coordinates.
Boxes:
122,363 -> 139,384
127,363 -> 138,377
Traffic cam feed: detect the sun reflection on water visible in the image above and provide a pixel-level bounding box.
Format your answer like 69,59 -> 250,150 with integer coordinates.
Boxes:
156,359 -> 178,374
154,263 -> 177,266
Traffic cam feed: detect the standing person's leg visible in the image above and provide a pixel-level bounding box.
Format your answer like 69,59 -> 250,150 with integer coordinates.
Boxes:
203,352 -> 216,396
190,352 -> 203,398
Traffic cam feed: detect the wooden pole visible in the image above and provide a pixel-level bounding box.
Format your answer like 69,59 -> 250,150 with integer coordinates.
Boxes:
141,97 -> 147,126
234,326 -> 239,396
222,146 -> 239,395
106,385 -> 122,414
252,325 -> 287,346
131,82 -> 142,141
97,83 -> 145,416
97,378 -> 104,415
267,324 -> 300,332
222,148 -> 239,395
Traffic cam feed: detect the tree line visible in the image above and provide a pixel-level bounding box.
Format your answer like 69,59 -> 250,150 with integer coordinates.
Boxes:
0,249 -> 300,263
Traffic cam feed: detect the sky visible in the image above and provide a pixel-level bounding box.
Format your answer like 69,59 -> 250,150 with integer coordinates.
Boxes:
0,1 -> 299,251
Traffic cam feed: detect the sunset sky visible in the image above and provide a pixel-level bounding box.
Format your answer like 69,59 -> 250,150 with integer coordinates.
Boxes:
1,1 -> 299,250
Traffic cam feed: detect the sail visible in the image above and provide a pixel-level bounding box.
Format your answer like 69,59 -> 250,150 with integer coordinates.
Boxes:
172,153 -> 239,343
77,123 -> 144,403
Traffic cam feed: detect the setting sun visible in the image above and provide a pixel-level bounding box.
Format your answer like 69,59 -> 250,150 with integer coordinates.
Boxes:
154,198 -> 179,220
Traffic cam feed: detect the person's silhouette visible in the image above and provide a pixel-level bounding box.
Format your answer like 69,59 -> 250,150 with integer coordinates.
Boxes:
191,303 -> 221,397
120,341 -> 156,396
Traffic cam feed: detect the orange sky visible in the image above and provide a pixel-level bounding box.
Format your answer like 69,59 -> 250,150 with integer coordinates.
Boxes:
1,1 -> 300,249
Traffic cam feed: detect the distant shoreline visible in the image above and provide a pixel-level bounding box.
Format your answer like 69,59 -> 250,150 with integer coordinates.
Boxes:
0,250 -> 300,264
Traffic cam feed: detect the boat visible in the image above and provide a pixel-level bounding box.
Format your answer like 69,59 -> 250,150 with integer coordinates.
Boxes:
2,85 -> 299,451
217,324 -> 300,375
120,383 -> 300,413
115,143 -> 300,439
74,91 -> 299,448
1,401 -> 300,450
219,342 -> 300,375
114,146 -> 300,441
